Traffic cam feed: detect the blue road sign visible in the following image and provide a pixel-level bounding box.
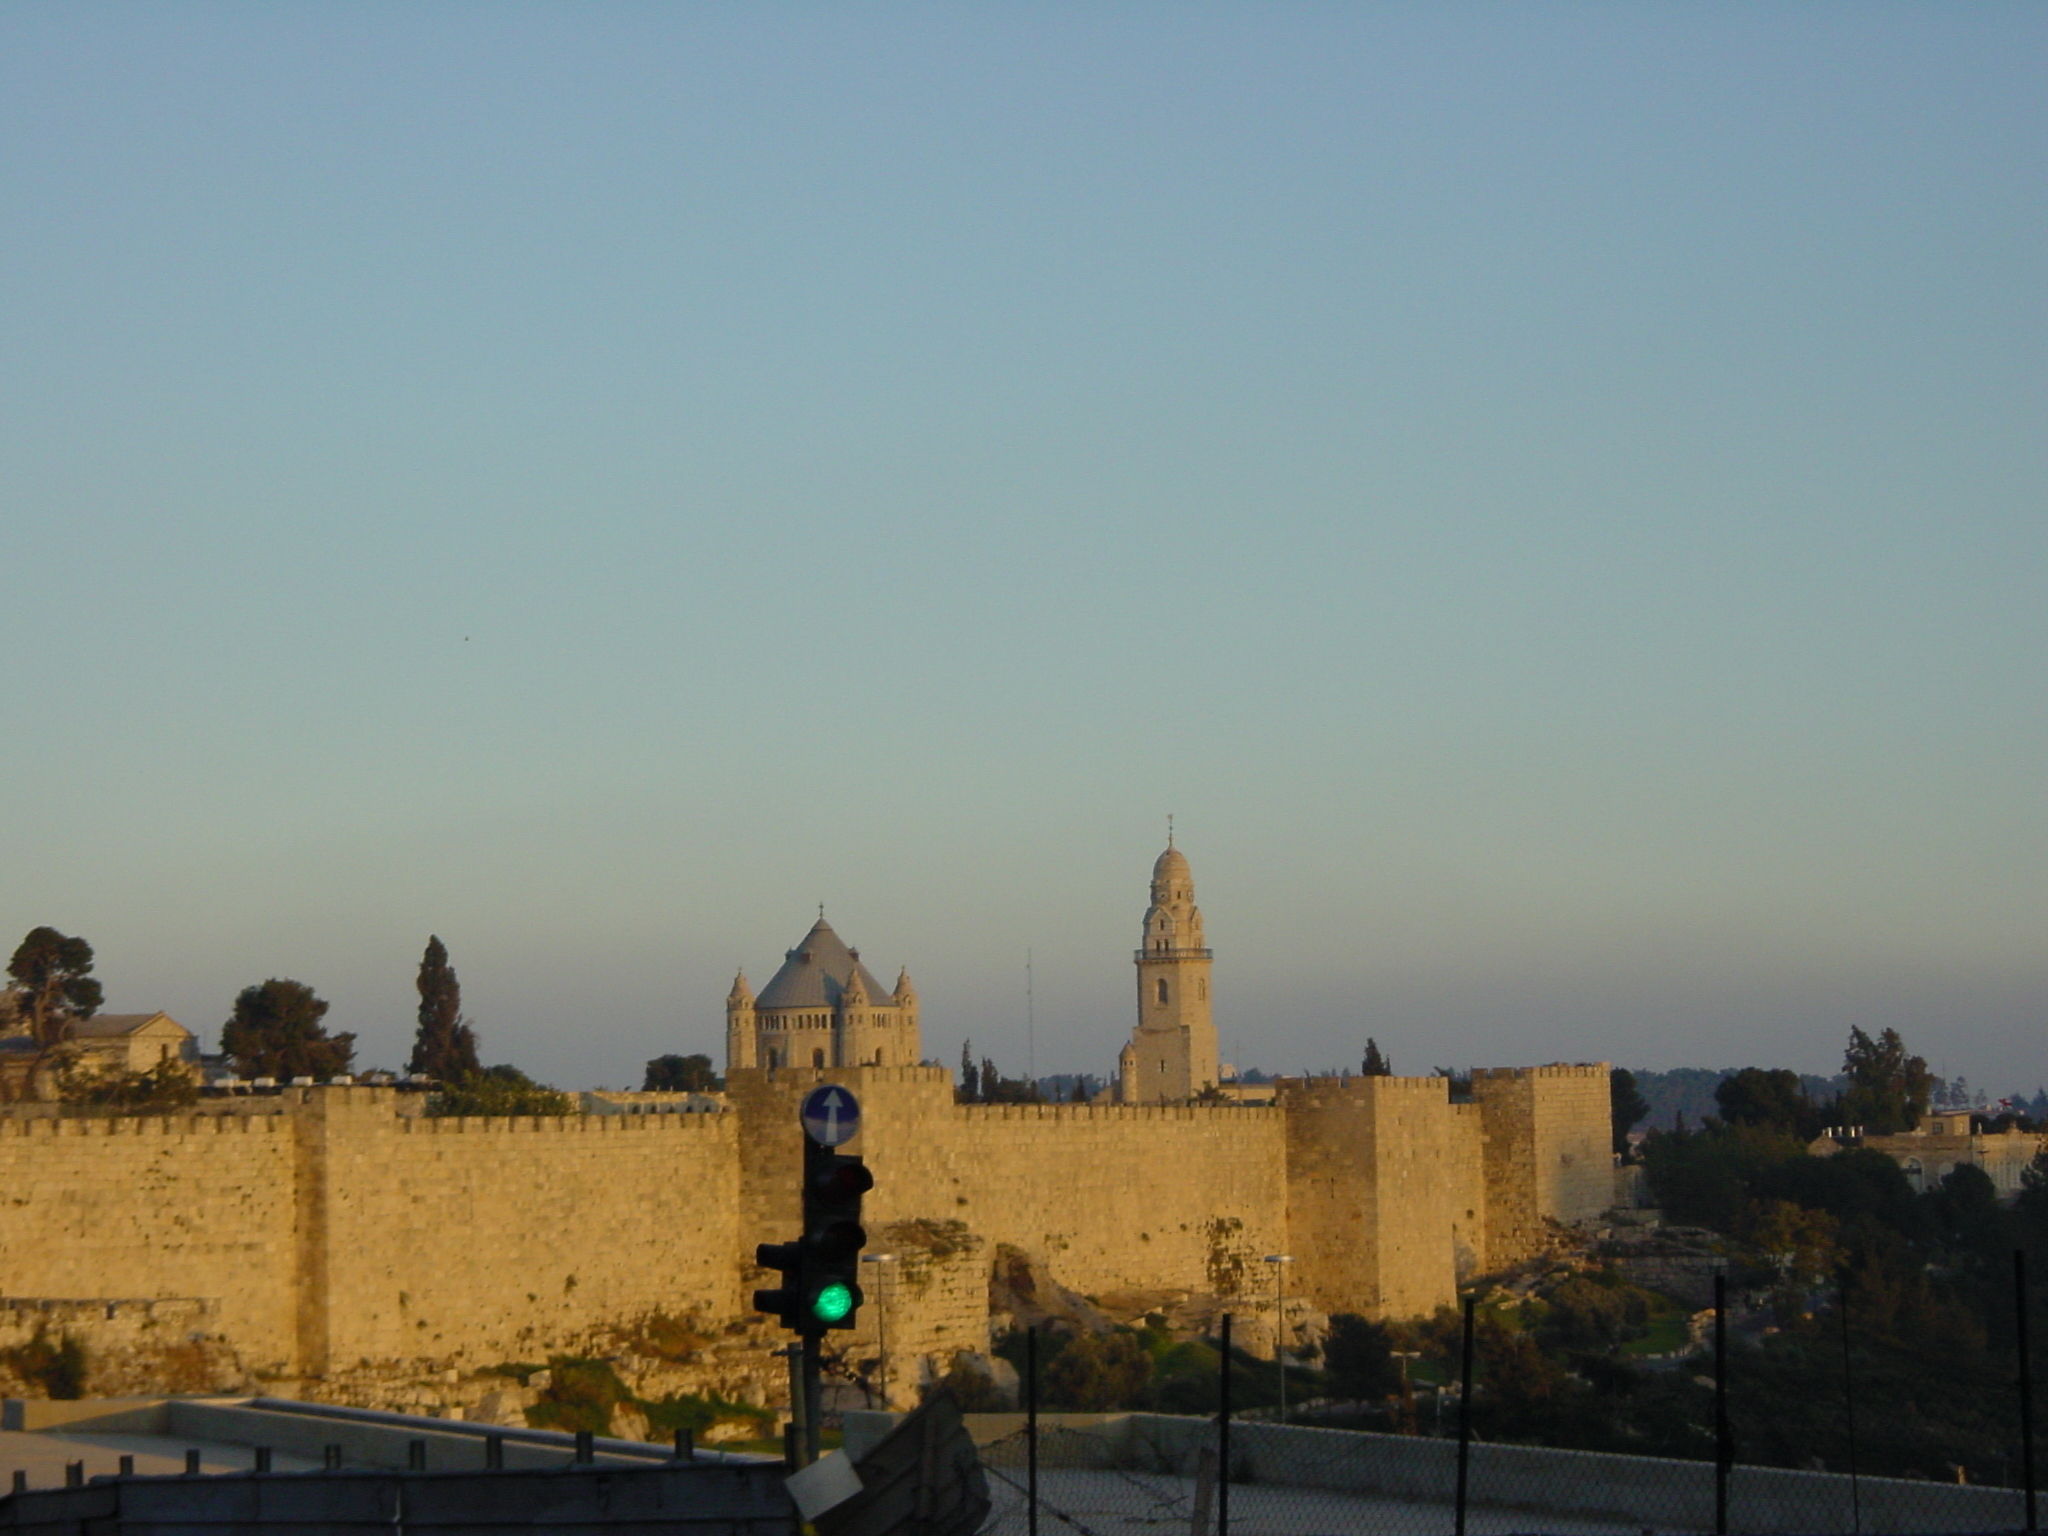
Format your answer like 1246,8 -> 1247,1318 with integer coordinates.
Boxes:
800,1085 -> 862,1147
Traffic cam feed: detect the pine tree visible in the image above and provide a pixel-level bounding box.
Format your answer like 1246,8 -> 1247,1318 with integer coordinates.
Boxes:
4,926 -> 106,1102
1361,1038 -> 1391,1076
408,936 -> 479,1082
643,1053 -> 721,1091
958,1041 -> 981,1103
222,980 -> 354,1080
1841,1025 -> 1933,1133
6,927 -> 103,1046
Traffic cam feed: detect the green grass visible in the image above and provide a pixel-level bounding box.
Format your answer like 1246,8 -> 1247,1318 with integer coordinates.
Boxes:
1619,1310 -> 1693,1356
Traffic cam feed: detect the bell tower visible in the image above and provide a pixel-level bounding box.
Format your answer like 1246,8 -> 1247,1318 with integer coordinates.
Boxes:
1125,833 -> 1219,1102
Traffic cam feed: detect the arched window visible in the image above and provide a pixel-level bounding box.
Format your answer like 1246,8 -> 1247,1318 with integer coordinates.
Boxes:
1155,979 -> 1169,1005
1197,980 -> 1207,1001
812,1048 -> 826,1069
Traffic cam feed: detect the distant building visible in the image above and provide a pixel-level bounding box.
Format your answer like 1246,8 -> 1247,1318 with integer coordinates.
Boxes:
724,917 -> 920,1072
0,1010 -> 199,1099
1118,838 -> 1220,1103
1816,1112 -> 2045,1198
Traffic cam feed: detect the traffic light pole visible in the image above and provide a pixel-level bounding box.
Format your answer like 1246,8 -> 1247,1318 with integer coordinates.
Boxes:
782,1345 -> 807,1469
802,1333 -> 824,1468
756,1085 -> 873,1469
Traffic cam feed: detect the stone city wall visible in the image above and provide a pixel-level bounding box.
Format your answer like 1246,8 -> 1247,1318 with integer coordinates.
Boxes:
306,1088 -> 740,1373
1281,1076 -> 1473,1321
0,1113 -> 301,1373
1472,1064 -> 1612,1267
728,1067 -> 1291,1382
0,1064 -> 1612,1401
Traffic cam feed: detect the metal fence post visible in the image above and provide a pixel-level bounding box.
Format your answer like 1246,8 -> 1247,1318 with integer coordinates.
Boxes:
2019,1249 -> 2039,1533
1715,1271 -> 1731,1536
1219,1312 -> 1232,1536
1839,1270 -> 1861,1536
1027,1323 -> 1039,1536
1456,1295 -> 1476,1536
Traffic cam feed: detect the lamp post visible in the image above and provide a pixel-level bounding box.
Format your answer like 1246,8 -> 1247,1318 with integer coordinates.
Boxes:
861,1253 -> 897,1408
1392,1349 -> 1421,1430
1262,1254 -> 1293,1424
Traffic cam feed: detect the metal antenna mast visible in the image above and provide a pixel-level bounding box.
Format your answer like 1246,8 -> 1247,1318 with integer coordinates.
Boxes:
1025,949 -> 1036,1084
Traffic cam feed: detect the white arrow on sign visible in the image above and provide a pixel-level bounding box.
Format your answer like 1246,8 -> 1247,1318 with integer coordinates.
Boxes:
801,1084 -> 862,1147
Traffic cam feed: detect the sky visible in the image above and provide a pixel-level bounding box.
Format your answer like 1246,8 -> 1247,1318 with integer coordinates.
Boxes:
3,4 -> 2042,1096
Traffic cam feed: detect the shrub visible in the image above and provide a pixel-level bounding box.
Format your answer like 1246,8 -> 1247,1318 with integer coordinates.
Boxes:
433,1065 -> 573,1118
3,1328 -> 88,1399
525,1357 -> 628,1435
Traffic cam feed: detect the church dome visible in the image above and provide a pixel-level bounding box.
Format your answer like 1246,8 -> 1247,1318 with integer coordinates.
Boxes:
1152,845 -> 1192,885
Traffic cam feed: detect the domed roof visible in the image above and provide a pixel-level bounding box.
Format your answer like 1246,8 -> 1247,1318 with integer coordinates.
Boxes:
1152,844 -> 1192,884
755,918 -> 892,1011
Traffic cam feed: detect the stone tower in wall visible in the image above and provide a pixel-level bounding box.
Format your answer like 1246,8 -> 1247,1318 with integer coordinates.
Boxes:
1119,838 -> 1220,1102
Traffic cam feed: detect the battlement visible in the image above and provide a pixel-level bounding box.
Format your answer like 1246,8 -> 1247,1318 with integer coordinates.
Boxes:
398,1109 -> 730,1135
956,1101 -> 1283,1124
741,1064 -> 951,1087
1472,1062 -> 1610,1082
1277,1075 -> 1454,1108
0,1111 -> 292,1138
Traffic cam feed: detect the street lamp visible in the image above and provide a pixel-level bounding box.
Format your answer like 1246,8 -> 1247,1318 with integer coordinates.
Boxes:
1262,1254 -> 1294,1424
860,1253 -> 897,1408
1391,1349 -> 1421,1429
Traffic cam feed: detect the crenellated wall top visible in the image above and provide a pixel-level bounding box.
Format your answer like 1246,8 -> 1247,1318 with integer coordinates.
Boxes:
1471,1063 -> 1611,1082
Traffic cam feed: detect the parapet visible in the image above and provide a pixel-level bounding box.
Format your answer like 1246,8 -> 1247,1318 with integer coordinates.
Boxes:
1471,1063 -> 1610,1083
1275,1074 -> 1454,1107
0,1111 -> 293,1138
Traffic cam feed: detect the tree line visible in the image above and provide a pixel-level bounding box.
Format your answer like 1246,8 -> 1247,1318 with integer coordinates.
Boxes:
1,926 -> 573,1116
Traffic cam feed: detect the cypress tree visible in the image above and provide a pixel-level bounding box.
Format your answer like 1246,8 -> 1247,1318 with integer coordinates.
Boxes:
409,936 -> 479,1082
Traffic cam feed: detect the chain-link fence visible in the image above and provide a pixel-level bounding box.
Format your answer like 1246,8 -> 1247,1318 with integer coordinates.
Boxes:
969,1414 -> 2032,1536
966,1268 -> 2047,1536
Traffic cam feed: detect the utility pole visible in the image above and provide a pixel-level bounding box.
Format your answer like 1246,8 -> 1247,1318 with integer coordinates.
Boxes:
1262,1254 -> 1293,1424
861,1252 -> 896,1409
1026,949 -> 1036,1086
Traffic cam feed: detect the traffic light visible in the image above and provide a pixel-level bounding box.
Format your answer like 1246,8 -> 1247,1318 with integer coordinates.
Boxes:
800,1141 -> 872,1332
751,1238 -> 806,1331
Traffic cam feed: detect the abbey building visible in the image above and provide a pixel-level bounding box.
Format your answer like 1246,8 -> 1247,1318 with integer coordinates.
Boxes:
725,917 -> 920,1073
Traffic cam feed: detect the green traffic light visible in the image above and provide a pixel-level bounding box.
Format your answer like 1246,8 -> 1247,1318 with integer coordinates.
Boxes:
811,1282 -> 854,1324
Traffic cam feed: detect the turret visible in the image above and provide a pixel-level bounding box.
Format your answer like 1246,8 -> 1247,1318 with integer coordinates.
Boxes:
725,970 -> 757,1072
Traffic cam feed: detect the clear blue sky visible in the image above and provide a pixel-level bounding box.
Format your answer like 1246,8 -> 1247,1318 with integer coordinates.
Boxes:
4,4 -> 2042,1096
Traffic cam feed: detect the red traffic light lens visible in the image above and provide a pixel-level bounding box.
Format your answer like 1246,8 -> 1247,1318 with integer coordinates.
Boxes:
813,1161 -> 874,1200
